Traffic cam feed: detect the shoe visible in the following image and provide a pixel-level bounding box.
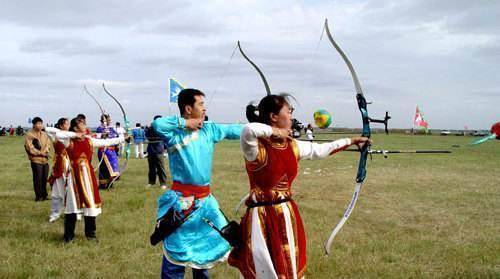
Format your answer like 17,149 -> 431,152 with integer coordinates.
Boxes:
160,185 -> 167,190
146,184 -> 153,188
63,236 -> 74,243
49,215 -> 60,223
86,235 -> 99,242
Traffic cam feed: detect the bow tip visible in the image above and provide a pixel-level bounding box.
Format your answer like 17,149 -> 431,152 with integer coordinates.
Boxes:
324,244 -> 332,255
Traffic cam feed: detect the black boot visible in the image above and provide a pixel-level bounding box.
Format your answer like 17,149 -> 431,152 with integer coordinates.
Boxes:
64,214 -> 77,243
84,216 -> 97,241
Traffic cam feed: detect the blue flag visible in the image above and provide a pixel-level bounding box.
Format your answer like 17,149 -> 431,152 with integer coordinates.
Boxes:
169,78 -> 185,103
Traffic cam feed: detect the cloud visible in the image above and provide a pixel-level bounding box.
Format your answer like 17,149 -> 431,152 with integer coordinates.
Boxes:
0,0 -> 189,28
473,39 -> 500,58
19,37 -> 121,56
0,63 -> 49,78
362,0 -> 500,35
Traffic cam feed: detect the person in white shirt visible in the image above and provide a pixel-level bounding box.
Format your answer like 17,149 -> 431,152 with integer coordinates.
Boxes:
115,122 -> 127,157
305,123 -> 314,141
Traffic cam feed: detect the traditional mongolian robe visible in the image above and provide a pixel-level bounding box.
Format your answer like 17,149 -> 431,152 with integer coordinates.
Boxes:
54,132 -> 124,216
95,125 -> 120,188
228,123 -> 351,279
46,127 -> 73,220
152,116 -> 242,269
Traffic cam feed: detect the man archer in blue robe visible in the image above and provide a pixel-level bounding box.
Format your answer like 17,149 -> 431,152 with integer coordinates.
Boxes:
152,88 -> 242,278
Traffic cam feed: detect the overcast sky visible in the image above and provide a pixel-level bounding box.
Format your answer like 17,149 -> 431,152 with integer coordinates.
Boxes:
0,0 -> 498,129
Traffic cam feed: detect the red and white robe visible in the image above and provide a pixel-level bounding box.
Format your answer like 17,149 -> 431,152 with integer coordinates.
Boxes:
229,123 -> 351,279
46,128 -> 72,219
55,132 -> 124,216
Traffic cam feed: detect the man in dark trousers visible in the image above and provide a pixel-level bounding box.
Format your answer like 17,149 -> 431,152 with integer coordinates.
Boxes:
24,117 -> 51,201
146,115 -> 168,189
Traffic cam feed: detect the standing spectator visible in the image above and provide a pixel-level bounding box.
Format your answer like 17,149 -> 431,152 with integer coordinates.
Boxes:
306,123 -> 314,141
9,125 -> 15,136
146,116 -> 168,189
115,122 -> 127,157
24,117 -> 51,201
16,125 -> 25,136
132,123 -> 145,159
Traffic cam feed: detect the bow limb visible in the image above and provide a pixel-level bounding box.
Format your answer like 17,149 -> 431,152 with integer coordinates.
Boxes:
102,83 -> 127,117
83,85 -> 108,172
83,85 -> 107,115
237,41 -> 272,96
323,18 -> 371,255
102,83 -> 131,182
234,41 -> 274,210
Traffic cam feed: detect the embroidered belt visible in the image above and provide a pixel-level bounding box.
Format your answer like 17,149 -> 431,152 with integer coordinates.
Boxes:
99,146 -> 116,151
171,181 -> 211,199
247,197 -> 292,208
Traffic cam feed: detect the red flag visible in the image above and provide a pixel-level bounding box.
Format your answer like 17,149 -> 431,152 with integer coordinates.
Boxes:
413,106 -> 429,129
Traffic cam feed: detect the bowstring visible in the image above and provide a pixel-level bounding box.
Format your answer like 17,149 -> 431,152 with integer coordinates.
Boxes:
207,44 -> 239,110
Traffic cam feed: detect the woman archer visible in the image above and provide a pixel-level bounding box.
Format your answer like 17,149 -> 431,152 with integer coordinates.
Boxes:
49,116 -> 127,242
95,114 -> 121,189
228,94 -> 370,278
45,118 -> 72,223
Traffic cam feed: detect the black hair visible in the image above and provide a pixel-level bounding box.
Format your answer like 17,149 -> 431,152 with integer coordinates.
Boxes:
177,88 -> 205,115
100,114 -> 110,123
70,117 -> 85,132
136,123 -> 141,127
77,114 -> 86,120
246,94 -> 294,125
154,115 -> 162,121
55,118 -> 68,129
32,117 -> 43,125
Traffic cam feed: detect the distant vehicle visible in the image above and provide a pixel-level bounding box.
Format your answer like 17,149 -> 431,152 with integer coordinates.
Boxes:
440,130 -> 451,136
472,131 -> 488,137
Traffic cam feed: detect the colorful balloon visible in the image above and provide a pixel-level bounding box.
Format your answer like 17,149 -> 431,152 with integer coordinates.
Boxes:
314,109 -> 332,129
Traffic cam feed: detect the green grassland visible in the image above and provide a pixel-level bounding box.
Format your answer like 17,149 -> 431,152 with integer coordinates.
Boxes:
1,134 -> 499,278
